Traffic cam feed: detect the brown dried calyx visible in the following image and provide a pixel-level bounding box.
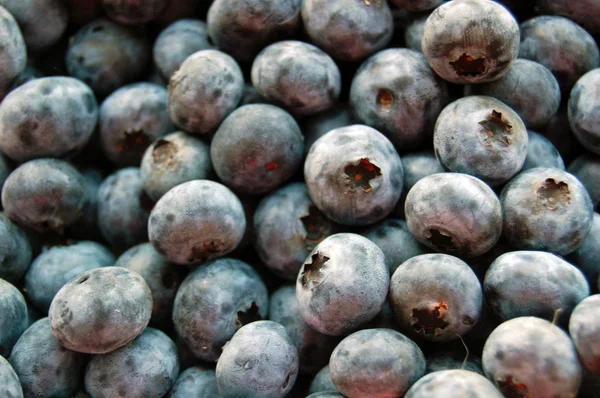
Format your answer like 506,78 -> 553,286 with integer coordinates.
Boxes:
424,228 -> 454,251
479,110 -> 513,147
344,158 -> 382,192
236,301 -> 261,329
187,241 -> 222,263
411,301 -> 450,335
537,178 -> 570,210
152,139 -> 177,168
449,53 -> 487,76
300,252 -> 330,289
300,205 -> 329,251
115,129 -> 149,153
497,375 -> 529,398
376,89 -> 394,111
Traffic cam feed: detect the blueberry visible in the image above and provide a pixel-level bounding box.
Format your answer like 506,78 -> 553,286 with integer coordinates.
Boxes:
153,19 -> 213,80
568,213 -> 600,292
391,0 -> 443,11
170,366 -> 220,398
0,278 -> 27,357
207,0 -> 302,64
8,65 -> 43,92
521,130 -> 565,171
301,104 -> 354,157
216,320 -> 299,398
569,295 -> 600,375
466,59 -> 561,129
64,168 -> 104,241
97,167 -> 152,251
482,316 -> 581,397
404,10 -> 431,53
433,96 -> 528,187
1,159 -> 90,233
0,213 -> 32,285
301,0 -> 393,62
253,183 -> 335,280
168,49 -> 244,135
421,0 -> 520,84
405,369 -> 503,398
269,285 -> 339,374
404,172 -> 503,257
537,0 -> 600,35
329,328 -> 426,398
500,167 -> 594,255
66,18 -> 150,97
568,154 -> 600,211
350,48 -> 449,151
0,6 -> 26,100
25,240 -> 115,314
48,266 -> 152,354
84,327 -> 179,398
8,318 -> 86,398
541,106 -> 585,165
148,180 -> 246,265
568,68 -> 600,155
296,233 -> 389,336
309,365 -> 338,395
0,355 -> 22,398
425,349 -> 484,375
304,125 -> 404,226
210,104 -> 304,195
251,41 -> 341,117
0,77 -> 98,162
519,16 -> 599,94
173,258 -> 268,361
102,0 -> 168,25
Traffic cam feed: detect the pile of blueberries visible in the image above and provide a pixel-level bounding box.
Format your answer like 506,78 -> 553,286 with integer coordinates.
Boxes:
1,0 -> 600,397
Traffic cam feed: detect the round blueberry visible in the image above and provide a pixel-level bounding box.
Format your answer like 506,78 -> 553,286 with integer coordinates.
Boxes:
170,366 -> 219,398
537,0 -> 600,34
0,5 -> 26,100
0,355 -> 22,398
521,130 -> 565,171
405,369 -> 503,398
568,68 -> 600,155
0,213 -> 32,285
569,294 -> 600,374
309,365 -> 338,395
0,278 -> 28,357
568,154 -> 600,211
568,213 -> 600,291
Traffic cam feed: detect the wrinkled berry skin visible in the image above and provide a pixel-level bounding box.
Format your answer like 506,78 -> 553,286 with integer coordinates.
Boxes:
569,213 -> 600,292
9,318 -> 86,398
0,213 -> 32,285
538,0 -> 600,34
0,355 -> 22,398
168,50 -> 244,135
211,104 -> 304,195
0,77 -> 98,162
173,258 -> 268,362
148,180 -> 246,265
301,0 -> 393,62
484,251 -> 589,323
99,82 -> 173,167
434,96 -> 528,187
390,254 -> 483,342
405,370 -> 503,398
1,159 -> 90,234
466,59 -> 560,129
501,167 -> 594,255
97,168 -> 151,251
207,0 -> 302,64
251,41 -> 341,117
350,48 -> 449,151
391,0 -> 443,11
302,104 -> 354,156
482,317 -> 581,397
48,267 -> 152,354
329,328 -> 426,398
153,19 -> 213,80
254,183 -> 335,280
66,18 -> 149,97
309,365 -> 338,394
170,367 -> 220,398
25,241 -> 115,314
0,6 -> 26,101
519,16 -> 599,94
569,295 -> 600,374
0,278 -> 27,357
522,130 -> 565,171
405,173 -> 503,258
568,155 -> 600,211
296,233 -> 389,336
102,0 -> 168,25
140,131 -> 212,202
422,0 -> 520,84
85,327 -> 179,398
216,321 -> 299,398
305,125 -> 404,226
269,285 -> 339,374
568,68 -> 600,155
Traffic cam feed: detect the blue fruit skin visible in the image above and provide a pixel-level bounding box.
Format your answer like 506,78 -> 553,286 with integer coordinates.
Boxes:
484,250 -> 590,323
170,366 -> 220,398
0,278 -> 27,357
253,183 -> 335,281
569,294 -> 600,375
97,167 -> 151,251
8,65 -> 43,93
66,18 -> 149,97
301,104 -> 354,157
0,6 -> 26,101
541,106 -> 585,165
25,241 -> 115,314
216,320 -> 299,398
65,168 -> 104,241
568,155 -> 600,211
482,316 -> 581,397
9,318 -> 86,398
85,327 -> 179,398
173,258 -> 268,362
521,130 -> 565,171
568,68 -> 600,156
269,285 -> 339,374
309,365 -> 338,394
0,77 -> 98,162
329,328 -> 426,398
148,180 -> 246,265
538,0 -> 600,34
425,350 -> 484,375
102,0 -> 168,25
569,213 -> 600,292
405,369 -> 504,398
0,213 -> 32,285
0,355 -> 22,398
350,48 -> 449,151
115,243 -> 186,327
99,82 -> 173,167
500,167 -> 594,255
